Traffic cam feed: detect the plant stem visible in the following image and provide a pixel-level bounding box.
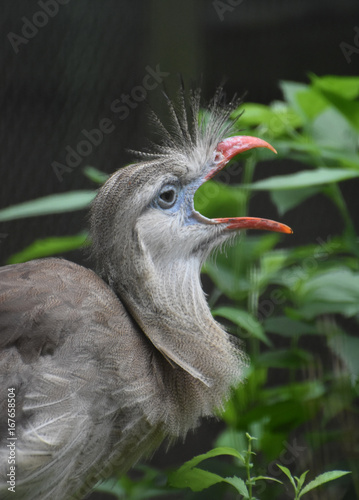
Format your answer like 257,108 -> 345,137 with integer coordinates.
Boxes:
245,433 -> 256,500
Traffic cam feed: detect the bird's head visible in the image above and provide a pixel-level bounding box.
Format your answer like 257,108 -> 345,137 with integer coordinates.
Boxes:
91,91 -> 291,294
90,91 -> 291,416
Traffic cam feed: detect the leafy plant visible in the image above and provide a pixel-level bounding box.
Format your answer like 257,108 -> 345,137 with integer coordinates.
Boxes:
195,74 -> 359,499
277,465 -> 350,500
168,433 -> 349,500
168,434 -> 282,499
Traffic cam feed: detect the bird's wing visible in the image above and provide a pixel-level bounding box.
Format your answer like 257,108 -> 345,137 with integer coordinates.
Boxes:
0,258 -> 154,500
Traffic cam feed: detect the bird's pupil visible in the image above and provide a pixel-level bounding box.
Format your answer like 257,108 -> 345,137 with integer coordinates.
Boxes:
160,190 -> 174,203
157,185 -> 178,209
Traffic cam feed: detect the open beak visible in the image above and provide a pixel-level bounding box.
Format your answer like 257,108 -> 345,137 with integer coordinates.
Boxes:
207,135 -> 292,235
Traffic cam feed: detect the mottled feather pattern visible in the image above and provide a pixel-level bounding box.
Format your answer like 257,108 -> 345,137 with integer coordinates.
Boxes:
0,260 -> 167,499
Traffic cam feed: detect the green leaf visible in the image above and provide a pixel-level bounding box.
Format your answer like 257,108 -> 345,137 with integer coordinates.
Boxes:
250,167 -> 359,191
271,380 -> 325,402
215,429 -> 248,455
270,187 -> 320,215
273,138 -> 359,167
169,468 -> 249,495
232,102 -> 303,137
251,475 -> 283,485
173,447 -> 245,473
212,307 -> 271,345
0,191 -> 96,221
6,233 -> 90,264
298,470 -> 351,498
169,467 -> 224,492
83,165 -> 109,184
280,81 -> 309,116
260,249 -> 289,282
310,107 -> 358,152
168,448 -> 248,495
296,268 -> 359,319
309,74 -> 359,132
263,316 -> 317,337
194,181 -> 245,219
310,74 -> 359,100
317,90 -> 359,132
222,476 -> 249,496
277,464 -> 296,489
295,470 -> 309,491
232,103 -> 273,127
257,349 -> 313,369
295,88 -> 328,120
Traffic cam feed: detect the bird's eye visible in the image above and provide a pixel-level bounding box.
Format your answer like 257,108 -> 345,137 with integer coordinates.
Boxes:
157,185 -> 178,209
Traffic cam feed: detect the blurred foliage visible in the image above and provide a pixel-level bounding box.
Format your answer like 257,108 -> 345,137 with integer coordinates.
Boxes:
168,434 -> 350,500
192,74 -> 359,499
1,75 -> 358,499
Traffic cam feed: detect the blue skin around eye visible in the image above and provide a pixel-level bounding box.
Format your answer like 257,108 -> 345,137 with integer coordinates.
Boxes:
154,179 -> 204,226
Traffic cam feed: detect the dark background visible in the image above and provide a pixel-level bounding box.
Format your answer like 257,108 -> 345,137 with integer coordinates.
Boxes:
0,1 -> 358,498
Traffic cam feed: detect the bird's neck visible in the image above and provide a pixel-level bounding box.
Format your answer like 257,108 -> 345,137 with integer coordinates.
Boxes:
109,254 -> 246,435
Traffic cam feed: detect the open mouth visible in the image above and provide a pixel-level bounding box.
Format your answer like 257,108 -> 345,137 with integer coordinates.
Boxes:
199,135 -> 293,235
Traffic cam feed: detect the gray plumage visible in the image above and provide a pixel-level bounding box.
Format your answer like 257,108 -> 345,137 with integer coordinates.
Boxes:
0,90 -> 286,499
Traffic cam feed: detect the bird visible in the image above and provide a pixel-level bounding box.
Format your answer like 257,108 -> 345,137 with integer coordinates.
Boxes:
0,89 -> 292,500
